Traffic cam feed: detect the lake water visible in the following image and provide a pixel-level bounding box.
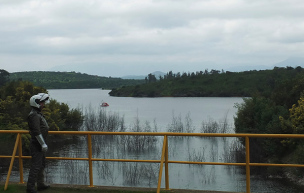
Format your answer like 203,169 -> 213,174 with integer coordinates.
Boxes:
6,89 -> 304,192
48,89 -> 242,131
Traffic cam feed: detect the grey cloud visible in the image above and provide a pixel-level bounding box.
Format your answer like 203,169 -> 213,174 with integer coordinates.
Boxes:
1,0 -> 304,75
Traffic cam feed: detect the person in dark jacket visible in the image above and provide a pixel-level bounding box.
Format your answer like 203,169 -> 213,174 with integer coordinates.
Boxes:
26,93 -> 50,193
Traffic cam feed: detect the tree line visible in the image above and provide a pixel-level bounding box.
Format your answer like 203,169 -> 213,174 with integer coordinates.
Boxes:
9,71 -> 145,89
145,69 -> 224,83
110,66 -> 304,97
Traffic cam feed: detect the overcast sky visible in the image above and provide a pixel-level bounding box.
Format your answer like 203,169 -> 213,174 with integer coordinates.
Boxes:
1,0 -> 304,77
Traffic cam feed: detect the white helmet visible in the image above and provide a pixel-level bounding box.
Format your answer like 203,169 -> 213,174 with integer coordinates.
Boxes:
29,93 -> 50,108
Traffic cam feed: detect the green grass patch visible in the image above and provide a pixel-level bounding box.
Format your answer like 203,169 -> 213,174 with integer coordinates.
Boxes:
0,185 -> 20,193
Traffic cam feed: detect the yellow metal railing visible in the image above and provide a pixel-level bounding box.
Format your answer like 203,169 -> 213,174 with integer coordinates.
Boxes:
1,130 -> 304,193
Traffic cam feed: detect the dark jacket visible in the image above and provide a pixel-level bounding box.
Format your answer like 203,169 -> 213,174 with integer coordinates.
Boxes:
28,107 -> 49,144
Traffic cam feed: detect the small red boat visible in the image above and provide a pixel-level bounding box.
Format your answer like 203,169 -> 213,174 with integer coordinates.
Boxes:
101,102 -> 109,107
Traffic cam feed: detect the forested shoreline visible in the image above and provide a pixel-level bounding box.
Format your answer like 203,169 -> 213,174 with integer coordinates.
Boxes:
10,71 -> 144,89
2,67 -> 304,184
109,66 -> 303,97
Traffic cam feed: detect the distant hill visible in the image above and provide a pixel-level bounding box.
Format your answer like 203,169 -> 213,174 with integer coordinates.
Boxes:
48,62 -> 218,78
121,71 -> 166,79
225,64 -> 271,72
225,57 -> 304,72
48,57 -> 304,78
121,75 -> 146,79
9,71 -> 145,89
152,71 -> 167,78
272,57 -> 304,68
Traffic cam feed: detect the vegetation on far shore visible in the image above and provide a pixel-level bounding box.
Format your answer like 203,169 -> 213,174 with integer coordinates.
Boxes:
109,66 -> 303,97
10,71 -> 144,89
2,66 -> 304,184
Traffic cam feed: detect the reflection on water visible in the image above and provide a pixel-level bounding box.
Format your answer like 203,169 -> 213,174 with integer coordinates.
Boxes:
3,89 -> 304,192
3,129 -> 304,192
1,134 -> 298,193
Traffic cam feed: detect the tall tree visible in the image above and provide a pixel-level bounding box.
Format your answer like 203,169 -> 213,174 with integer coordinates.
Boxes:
0,69 -> 10,87
147,73 -> 157,83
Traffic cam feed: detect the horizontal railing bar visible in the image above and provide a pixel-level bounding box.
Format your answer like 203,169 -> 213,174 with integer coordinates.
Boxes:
0,156 -> 19,159
249,163 -> 304,167
1,155 -> 303,168
0,155 -> 245,165
2,131 -> 304,172
167,161 -> 304,168
168,161 -> 246,166
47,157 -> 88,161
2,130 -> 304,138
0,156 -> 31,159
2,130 -> 304,193
91,158 -> 161,163
0,130 -> 29,134
0,156 -> 161,162
0,155 -> 247,166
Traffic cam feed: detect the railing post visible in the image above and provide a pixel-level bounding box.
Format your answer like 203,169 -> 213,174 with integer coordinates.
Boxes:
165,135 -> 169,190
245,136 -> 251,193
87,134 -> 94,187
157,135 -> 167,193
18,134 -> 24,184
4,133 -> 20,190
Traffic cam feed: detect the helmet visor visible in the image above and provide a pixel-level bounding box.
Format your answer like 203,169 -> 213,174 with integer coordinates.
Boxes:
38,93 -> 50,104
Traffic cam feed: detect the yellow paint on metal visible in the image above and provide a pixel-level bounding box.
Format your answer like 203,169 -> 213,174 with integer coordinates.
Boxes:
245,137 -> 250,193
157,135 -> 167,193
2,130 -> 304,193
18,135 -> 24,184
87,134 -> 94,187
165,135 -> 169,190
4,134 -> 20,190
